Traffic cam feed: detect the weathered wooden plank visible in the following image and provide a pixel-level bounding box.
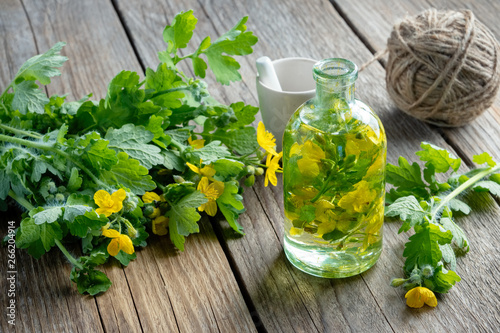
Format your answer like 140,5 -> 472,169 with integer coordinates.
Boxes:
0,1 -> 104,332
13,1 -> 257,332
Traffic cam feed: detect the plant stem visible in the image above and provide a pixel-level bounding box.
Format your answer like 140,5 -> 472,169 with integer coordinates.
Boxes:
431,164 -> 500,218
8,190 -> 35,210
169,138 -> 185,154
55,239 -> 83,269
0,123 -> 43,139
0,134 -> 109,189
150,86 -> 193,99
0,83 -> 13,102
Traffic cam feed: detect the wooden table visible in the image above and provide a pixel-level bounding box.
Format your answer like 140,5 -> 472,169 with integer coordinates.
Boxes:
1,0 -> 500,332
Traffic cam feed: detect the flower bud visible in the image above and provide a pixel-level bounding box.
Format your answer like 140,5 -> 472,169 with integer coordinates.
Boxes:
48,181 -> 57,194
173,175 -> 186,183
143,205 -> 155,217
127,225 -> 138,239
390,278 -> 406,287
246,166 -> 255,175
244,175 -> 255,187
421,265 -> 434,278
255,167 -> 264,176
122,192 -> 138,212
55,193 -> 65,202
57,186 -> 67,193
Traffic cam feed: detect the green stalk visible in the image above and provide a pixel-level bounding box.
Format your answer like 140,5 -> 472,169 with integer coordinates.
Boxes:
0,123 -> 43,139
7,190 -> 83,269
431,164 -> 500,218
8,190 -> 35,210
169,138 -> 186,154
55,239 -> 83,269
0,134 -> 109,189
0,82 -> 13,102
150,86 -> 194,99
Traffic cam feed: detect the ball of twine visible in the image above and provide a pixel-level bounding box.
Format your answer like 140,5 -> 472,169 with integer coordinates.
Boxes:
385,9 -> 500,127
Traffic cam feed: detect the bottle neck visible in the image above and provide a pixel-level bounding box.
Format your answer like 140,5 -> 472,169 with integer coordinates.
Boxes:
315,81 -> 355,108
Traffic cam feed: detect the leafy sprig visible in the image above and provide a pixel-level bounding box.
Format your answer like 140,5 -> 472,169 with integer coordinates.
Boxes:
0,10 -> 266,295
386,142 -> 500,307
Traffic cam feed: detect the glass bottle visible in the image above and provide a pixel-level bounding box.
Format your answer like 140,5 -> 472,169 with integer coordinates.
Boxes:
282,58 -> 386,278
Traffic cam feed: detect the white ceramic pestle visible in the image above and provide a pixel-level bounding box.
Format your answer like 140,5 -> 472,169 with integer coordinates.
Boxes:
256,56 -> 282,91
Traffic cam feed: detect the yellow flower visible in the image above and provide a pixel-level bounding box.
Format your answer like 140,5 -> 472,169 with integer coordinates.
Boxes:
102,229 -> 134,256
188,136 -> 205,149
265,151 -> 283,187
148,207 -> 161,218
289,227 -> 303,236
338,180 -> 377,213
142,191 -> 162,203
94,189 -> 127,217
257,121 -> 278,156
198,177 -> 225,216
152,216 -> 169,236
186,161 -> 216,180
405,287 -> 438,308
292,140 -> 325,177
314,199 -> 335,223
345,128 -> 381,157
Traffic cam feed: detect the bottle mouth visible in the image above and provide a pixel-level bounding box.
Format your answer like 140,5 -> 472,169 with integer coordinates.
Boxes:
313,58 -> 358,85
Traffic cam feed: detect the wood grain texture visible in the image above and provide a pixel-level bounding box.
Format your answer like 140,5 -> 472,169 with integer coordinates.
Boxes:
1,0 -> 256,332
115,0 -> 500,331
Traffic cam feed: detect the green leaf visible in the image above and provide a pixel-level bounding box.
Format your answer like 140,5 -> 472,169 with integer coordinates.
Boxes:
33,206 -> 63,224
403,222 -> 452,273
385,196 -> 429,232
14,42 -> 67,85
105,124 -> 163,169
189,140 -> 230,164
212,159 -> 245,179
12,80 -> 49,114
473,180 -> 500,196
162,150 -> 185,171
145,115 -> 171,149
163,10 -> 197,52
82,137 -> 118,171
439,217 -> 469,250
439,243 -> 457,271
69,211 -> 108,238
71,267 -> 112,296
472,152 -> 496,167
101,152 -> 156,195
201,16 -> 258,85
114,251 -> 137,266
166,191 -> 207,251
212,127 -> 259,155
447,198 -> 471,215
217,181 -> 245,234
39,222 -> 63,251
416,142 -> 461,173
432,266 -> 461,293
299,205 -> 316,223
67,167 -> 83,192
386,156 -> 426,190
145,63 -> 184,108
226,102 -> 259,129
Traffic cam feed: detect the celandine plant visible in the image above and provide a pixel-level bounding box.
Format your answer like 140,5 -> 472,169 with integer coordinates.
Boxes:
0,10 -> 285,295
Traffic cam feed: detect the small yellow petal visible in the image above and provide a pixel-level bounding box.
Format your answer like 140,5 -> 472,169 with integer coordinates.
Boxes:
142,192 -> 161,203
148,207 -> 161,218
200,166 -> 216,178
94,190 -> 111,208
205,200 -> 218,216
290,227 -> 303,236
186,162 -> 200,174
119,235 -> 135,255
405,287 -> 437,308
212,181 -> 225,199
188,137 -> 205,149
297,158 -> 319,177
102,229 -> 121,239
257,121 -> 278,156
198,177 -> 210,192
107,239 -> 120,256
290,142 -> 302,156
153,216 -> 169,236
111,189 -> 127,203
96,207 -> 113,217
